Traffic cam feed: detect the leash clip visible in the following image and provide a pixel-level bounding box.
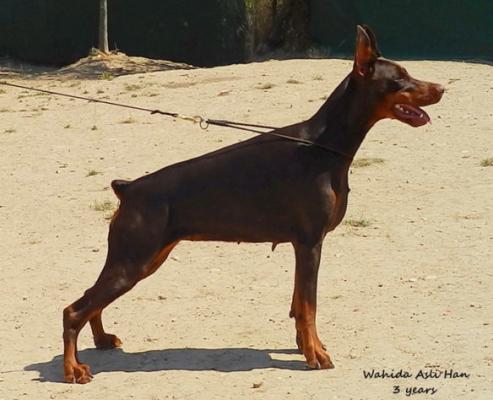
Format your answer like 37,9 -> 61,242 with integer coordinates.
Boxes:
199,117 -> 209,130
176,114 -> 208,128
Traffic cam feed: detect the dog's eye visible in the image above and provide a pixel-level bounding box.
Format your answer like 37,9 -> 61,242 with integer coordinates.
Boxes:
388,79 -> 404,91
396,78 -> 411,86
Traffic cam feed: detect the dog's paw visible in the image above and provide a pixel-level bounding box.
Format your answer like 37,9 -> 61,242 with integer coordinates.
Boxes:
64,362 -> 93,384
94,333 -> 122,349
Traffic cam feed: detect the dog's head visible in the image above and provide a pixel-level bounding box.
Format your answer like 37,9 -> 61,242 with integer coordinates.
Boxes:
352,25 -> 444,127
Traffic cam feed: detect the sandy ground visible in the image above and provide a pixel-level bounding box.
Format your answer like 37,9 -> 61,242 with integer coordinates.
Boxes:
0,56 -> 492,400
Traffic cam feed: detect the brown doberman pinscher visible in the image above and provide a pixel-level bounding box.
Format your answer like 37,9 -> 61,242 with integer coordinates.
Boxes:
62,25 -> 443,383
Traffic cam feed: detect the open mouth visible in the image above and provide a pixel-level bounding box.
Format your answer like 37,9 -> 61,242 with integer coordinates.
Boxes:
393,104 -> 431,127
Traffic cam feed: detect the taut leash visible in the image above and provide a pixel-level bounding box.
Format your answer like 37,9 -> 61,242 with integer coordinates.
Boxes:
0,81 -> 352,159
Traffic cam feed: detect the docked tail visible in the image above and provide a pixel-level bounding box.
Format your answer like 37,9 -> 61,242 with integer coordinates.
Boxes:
111,179 -> 131,200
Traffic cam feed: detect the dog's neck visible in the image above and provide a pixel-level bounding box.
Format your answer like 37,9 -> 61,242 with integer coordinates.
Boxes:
308,73 -> 377,160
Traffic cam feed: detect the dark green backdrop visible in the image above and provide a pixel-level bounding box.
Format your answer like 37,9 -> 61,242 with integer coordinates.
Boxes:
0,0 -> 491,66
0,0 -> 247,66
310,0 -> 493,60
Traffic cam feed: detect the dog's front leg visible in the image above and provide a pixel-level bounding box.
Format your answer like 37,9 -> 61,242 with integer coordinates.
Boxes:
290,241 -> 334,369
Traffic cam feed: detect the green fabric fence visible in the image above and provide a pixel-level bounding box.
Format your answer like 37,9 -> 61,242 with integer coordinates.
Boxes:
0,0 -> 246,66
0,0 -> 491,66
310,0 -> 493,60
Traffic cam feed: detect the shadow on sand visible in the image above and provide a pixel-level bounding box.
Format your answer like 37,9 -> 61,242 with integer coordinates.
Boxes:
25,347 -> 307,383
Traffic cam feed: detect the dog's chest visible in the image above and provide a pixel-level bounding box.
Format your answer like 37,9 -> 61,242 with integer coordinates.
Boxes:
323,181 -> 350,232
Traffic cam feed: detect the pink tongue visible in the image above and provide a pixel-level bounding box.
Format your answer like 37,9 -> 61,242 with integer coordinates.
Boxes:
394,104 -> 431,126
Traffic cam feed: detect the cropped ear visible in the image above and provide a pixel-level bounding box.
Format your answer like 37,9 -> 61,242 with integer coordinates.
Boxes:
354,25 -> 379,77
361,24 -> 381,57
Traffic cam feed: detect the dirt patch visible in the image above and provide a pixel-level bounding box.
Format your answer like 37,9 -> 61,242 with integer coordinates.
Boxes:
0,50 -> 194,80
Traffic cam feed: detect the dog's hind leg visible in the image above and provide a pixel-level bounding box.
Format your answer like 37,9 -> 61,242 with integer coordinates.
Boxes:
63,260 -> 147,383
63,204 -> 176,383
290,241 -> 334,369
88,237 -> 177,351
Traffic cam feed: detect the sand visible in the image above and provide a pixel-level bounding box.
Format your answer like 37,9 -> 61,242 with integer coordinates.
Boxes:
0,55 -> 492,399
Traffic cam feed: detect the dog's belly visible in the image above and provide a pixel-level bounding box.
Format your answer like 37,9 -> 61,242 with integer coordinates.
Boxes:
168,176 -> 348,244
171,191 -> 312,243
